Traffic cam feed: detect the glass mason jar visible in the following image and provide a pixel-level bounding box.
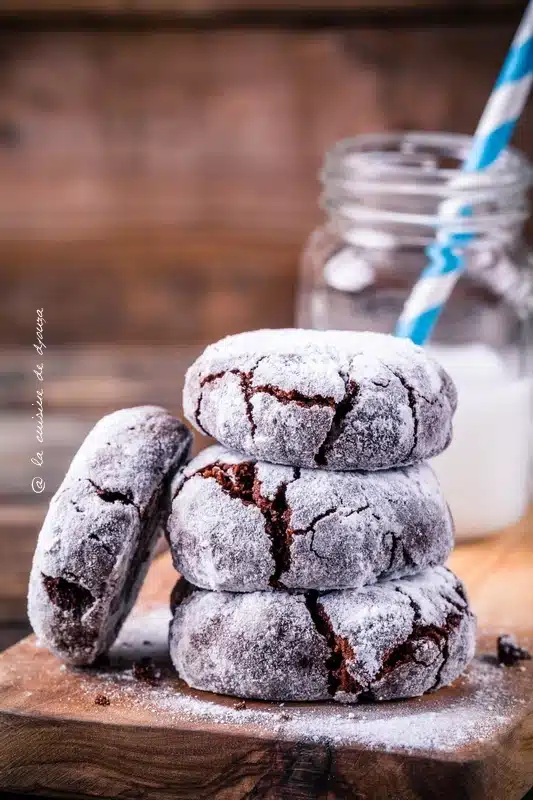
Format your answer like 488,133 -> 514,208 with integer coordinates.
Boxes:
298,132 -> 533,540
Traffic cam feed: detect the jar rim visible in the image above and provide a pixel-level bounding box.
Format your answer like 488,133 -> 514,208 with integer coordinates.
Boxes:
321,131 -> 532,244
322,132 -> 533,192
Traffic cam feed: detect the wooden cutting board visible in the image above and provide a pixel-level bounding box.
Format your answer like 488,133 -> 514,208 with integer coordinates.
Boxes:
1,515 -> 533,800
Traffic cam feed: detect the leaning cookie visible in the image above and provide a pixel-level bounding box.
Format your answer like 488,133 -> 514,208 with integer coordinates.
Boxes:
169,445 -> 453,591
183,329 -> 457,471
170,567 -> 476,703
28,406 -> 192,665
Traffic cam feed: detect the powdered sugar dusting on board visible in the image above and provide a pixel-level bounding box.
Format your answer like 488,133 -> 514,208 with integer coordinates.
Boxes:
17,602 -> 531,756
65,608 -> 531,754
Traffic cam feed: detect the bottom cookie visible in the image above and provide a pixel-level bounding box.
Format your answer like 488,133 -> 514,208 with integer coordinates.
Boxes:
169,567 -> 476,703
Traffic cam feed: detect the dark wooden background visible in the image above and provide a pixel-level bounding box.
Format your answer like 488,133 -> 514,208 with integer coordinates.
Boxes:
1,0 -> 532,348
1,0 -> 533,643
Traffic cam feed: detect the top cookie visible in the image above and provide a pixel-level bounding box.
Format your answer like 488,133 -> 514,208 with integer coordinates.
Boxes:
184,329 -> 457,470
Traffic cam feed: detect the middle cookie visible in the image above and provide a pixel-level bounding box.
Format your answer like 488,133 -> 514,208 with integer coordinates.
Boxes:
168,445 -> 453,592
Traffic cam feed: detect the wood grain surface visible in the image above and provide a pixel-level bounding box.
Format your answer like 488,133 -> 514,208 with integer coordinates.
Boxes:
0,517 -> 533,800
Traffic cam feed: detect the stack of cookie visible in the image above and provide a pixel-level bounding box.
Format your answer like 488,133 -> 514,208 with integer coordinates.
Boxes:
169,329 -> 476,703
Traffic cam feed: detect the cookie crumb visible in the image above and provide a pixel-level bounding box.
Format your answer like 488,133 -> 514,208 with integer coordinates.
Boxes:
95,694 -> 110,706
233,700 -> 247,711
132,657 -> 162,684
497,634 -> 532,666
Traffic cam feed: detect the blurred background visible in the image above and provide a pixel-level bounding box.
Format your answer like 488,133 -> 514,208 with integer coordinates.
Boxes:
1,0 -> 533,645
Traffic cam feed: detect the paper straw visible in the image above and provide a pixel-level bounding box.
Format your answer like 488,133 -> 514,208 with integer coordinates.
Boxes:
395,0 -> 533,345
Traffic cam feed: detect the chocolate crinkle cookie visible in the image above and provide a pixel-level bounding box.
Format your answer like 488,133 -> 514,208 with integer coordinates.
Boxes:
28,406 -> 192,665
169,445 -> 454,591
169,567 -> 476,703
183,329 -> 457,471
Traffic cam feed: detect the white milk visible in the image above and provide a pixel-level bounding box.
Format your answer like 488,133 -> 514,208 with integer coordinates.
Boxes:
428,344 -> 531,540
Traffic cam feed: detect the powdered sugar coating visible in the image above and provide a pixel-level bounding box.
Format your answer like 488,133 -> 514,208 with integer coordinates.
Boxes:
28,406 -> 192,666
183,329 -> 457,470
171,589 -> 331,701
169,445 -> 453,591
170,567 -> 476,703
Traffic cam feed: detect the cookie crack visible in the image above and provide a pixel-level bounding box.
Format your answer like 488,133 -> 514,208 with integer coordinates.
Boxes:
304,592 -> 362,697
251,384 -> 336,409
431,613 -> 463,690
199,358 -> 337,440
87,479 -> 140,514
388,370 -> 419,460
304,502 -> 369,561
88,532 -> 114,556
293,507 -> 338,538
366,587 -> 462,691
253,476 -> 295,588
393,585 -> 422,622
309,530 -> 328,561
344,502 -> 370,518
189,460 -> 299,588
440,571 -> 469,614
230,357 -> 268,438
197,361 -> 338,442
373,623 -> 445,680
239,369 -> 335,438
382,531 -> 417,576
378,359 -> 449,461
188,461 -> 256,504
292,507 -> 339,563
314,375 -> 359,467
378,359 -> 434,405
195,371 -> 226,434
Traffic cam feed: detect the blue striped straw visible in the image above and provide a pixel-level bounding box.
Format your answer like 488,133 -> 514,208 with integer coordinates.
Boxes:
396,0 -> 533,345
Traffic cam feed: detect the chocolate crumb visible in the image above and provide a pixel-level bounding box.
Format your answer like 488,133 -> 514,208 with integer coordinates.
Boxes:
132,657 -> 162,683
233,700 -> 247,710
95,694 -> 110,706
497,634 -> 532,666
